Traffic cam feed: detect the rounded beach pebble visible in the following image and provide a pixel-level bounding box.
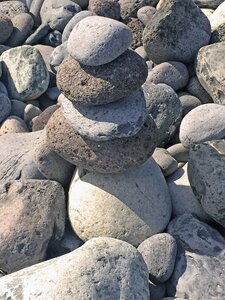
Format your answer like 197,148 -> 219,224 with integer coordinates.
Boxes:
67,16 -> 133,66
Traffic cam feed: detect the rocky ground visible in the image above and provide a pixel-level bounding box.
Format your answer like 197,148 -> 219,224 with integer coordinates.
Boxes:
0,0 -> 224,299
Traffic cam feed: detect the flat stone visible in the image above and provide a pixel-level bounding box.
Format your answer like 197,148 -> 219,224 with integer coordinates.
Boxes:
61,90 -> 147,141
143,0 -> 211,64
0,93 -> 11,122
152,148 -> 178,177
0,237 -> 150,299
179,103 -> 225,148
46,108 -> 157,173
148,61 -> 189,91
57,50 -> 148,105
0,16 -> 13,44
40,0 -> 81,31
167,214 -> 225,299
0,1 -> 28,19
188,140 -> 225,227
138,233 -> 177,284
1,46 -> 49,101
143,82 -> 182,146
88,0 -> 121,20
0,116 -> 28,135
6,13 -> 34,47
196,42 -> 225,104
0,179 -> 66,273
67,16 -> 132,66
62,10 -> 96,43
167,164 -> 211,221
68,159 -> 172,246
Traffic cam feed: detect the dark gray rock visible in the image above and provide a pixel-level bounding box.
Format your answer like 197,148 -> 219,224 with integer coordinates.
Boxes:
61,90 -> 147,141
119,0 -> 159,19
185,76 -> 213,104
193,0 -> 224,8
10,100 -> 26,119
0,16 -> 13,44
0,93 -> 11,123
43,30 -> 62,47
124,17 -> 144,49
29,0 -> 44,27
24,23 -> 51,45
50,42 -> 68,73
0,179 -> 66,274
143,0 -> 211,64
167,214 -> 225,300
211,23 -> 225,43
57,50 -> 148,105
143,82 -> 182,146
179,93 -> 201,116
0,81 -> 8,96
152,148 -> 178,177
188,140 -> 225,227
67,16 -> 132,66
88,0 -> 121,20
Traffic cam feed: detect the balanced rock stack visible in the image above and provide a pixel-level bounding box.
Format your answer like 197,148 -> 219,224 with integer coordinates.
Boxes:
46,15 -> 172,247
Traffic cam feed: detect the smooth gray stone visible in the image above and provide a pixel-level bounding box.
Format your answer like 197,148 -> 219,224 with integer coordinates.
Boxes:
179,103 -> 225,148
149,282 -> 166,300
62,10 -> 96,43
46,87 -> 60,101
196,42 -> 225,104
43,30 -> 62,47
137,6 -> 156,26
0,179 -> 66,274
143,82 -> 182,146
179,93 -> 201,116
0,130 -> 47,184
167,143 -> 189,163
61,90 -> 147,141
167,164 -> 211,222
50,42 -> 68,73
185,76 -> 213,104
0,93 -> 11,123
138,233 -> 177,284
0,237 -> 150,299
0,16 -> 13,44
6,13 -> 34,47
40,0 -> 81,31
24,23 -> 50,45
0,81 -> 8,96
152,147 -> 178,177
10,100 -> 26,119
29,0 -> 44,27
143,0 -> 211,64
67,16 -> 132,66
188,140 -> 225,227
167,214 -> 225,300
148,61 -> 189,91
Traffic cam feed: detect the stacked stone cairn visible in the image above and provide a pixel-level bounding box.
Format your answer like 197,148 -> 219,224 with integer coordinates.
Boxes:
46,15 -> 172,247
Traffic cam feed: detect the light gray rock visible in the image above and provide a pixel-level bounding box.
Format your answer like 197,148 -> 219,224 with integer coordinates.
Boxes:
179,103 -> 225,148
0,1 -> 28,19
29,0 -> 44,27
50,42 -> 68,73
148,61 -> 189,91
138,233 -> 177,283
24,104 -> 42,127
0,116 -> 28,135
185,76 -> 213,104
0,179 -> 66,274
1,46 -> 49,101
62,10 -> 96,43
167,214 -> 225,300
40,0 -> 81,31
68,159 -> 172,246
67,16 -> 133,66
143,0 -> 211,64
152,148 -> 178,177
179,93 -> 201,116
196,42 -> 225,104
0,93 -> 11,123
0,237 -> 150,299
167,164 -> 211,221
167,143 -> 189,163
143,82 -> 182,146
0,130 -> 47,184
209,1 -> 225,30
134,46 -> 148,60
137,5 -> 156,25
61,90 -> 147,141
188,140 -> 225,227
6,13 -> 34,47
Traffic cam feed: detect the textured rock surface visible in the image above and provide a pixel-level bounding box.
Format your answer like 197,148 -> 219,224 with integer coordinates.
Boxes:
143,0 -> 211,64
67,16 -> 132,66
0,16 -> 13,44
137,6 -> 156,26
196,42 -> 225,104
188,140 -> 225,227
0,93 -> 11,123
138,233 -> 177,283
46,109 -> 157,173
68,159 -> 172,246
0,116 -> 28,135
32,104 -> 59,131
186,76 -> 213,104
0,179 -> 66,273
119,0 -> 159,19
57,50 -> 148,105
167,164 -> 210,221
0,237 -> 150,299
60,91 -> 147,141
88,0 -> 121,20
167,214 -> 225,300
179,104 -> 225,148
124,17 -> 144,49
1,46 -> 49,101
0,1 -> 28,19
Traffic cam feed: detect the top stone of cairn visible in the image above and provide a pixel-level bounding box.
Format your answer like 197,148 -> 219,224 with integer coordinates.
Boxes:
67,16 -> 133,66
